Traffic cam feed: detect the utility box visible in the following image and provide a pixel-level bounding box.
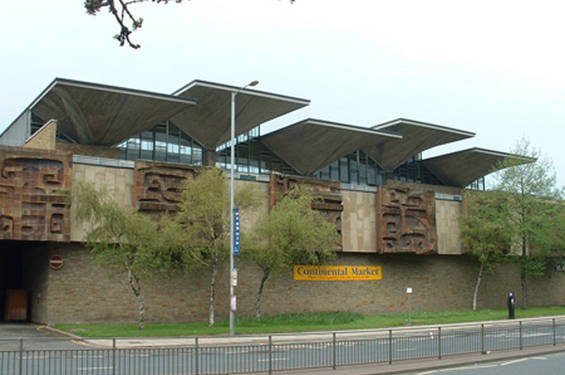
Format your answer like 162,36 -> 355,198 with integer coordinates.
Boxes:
5,289 -> 28,321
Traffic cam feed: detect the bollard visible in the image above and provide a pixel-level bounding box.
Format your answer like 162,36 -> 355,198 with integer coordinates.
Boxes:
507,292 -> 516,319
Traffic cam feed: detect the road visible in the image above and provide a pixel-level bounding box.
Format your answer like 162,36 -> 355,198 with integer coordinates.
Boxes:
0,320 -> 564,374
413,351 -> 565,375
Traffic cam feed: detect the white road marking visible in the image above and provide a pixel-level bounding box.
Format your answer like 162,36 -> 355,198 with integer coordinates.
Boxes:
500,356 -> 547,366
417,363 -> 499,374
417,355 -> 549,373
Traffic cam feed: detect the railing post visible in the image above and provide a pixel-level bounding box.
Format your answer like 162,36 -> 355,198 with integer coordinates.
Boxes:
195,337 -> 199,375
268,336 -> 273,375
481,324 -> 485,354
388,330 -> 392,365
519,321 -> 523,350
332,332 -> 336,370
438,327 -> 442,360
112,338 -> 116,375
18,338 -> 23,375
552,318 -> 556,346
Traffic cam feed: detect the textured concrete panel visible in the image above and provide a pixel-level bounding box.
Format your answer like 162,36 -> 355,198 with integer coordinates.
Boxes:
71,164 -> 135,242
134,161 -> 202,214
269,174 -> 343,247
342,190 -> 377,252
436,199 -> 463,255
376,185 -> 437,254
0,147 -> 71,241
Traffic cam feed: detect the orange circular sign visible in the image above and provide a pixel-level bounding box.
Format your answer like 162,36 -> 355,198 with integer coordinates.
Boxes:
49,255 -> 64,270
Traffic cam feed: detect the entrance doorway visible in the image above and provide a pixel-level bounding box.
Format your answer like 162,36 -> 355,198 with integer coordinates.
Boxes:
0,242 -> 26,321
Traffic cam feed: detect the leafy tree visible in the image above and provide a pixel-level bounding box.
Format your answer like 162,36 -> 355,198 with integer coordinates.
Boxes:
84,0 -> 295,49
461,190 -> 512,310
493,137 -> 563,309
173,168 -> 259,326
245,187 -> 338,318
72,181 -> 181,329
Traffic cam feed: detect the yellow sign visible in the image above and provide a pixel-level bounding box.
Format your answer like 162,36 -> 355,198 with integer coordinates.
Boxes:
293,265 -> 382,281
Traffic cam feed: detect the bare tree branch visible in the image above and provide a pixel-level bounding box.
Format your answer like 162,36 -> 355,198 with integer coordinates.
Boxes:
84,0 -> 183,49
85,0 -> 296,49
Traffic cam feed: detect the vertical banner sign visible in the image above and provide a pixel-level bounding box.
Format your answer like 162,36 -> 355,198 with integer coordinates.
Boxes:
233,207 -> 240,256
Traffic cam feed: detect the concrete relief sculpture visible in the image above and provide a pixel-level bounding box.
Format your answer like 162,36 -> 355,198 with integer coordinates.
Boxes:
269,174 -> 343,247
134,161 -> 201,214
0,149 -> 71,241
376,185 -> 437,255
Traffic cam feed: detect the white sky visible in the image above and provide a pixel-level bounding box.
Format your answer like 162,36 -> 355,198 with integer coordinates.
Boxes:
2,0 -> 565,185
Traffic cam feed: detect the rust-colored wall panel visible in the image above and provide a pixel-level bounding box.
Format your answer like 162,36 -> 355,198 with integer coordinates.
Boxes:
376,185 -> 437,255
269,174 -> 343,247
0,148 -> 71,241
133,161 -> 202,214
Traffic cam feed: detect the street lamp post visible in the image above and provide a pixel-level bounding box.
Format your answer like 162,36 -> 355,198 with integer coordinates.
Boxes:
230,80 -> 258,337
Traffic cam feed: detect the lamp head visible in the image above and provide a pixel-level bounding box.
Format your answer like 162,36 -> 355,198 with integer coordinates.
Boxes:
248,80 -> 259,87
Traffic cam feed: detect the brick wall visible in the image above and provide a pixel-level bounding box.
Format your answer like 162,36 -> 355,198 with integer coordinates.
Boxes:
38,245 -> 565,324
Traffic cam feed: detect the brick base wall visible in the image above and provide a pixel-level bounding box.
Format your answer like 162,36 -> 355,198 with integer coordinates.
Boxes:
34,244 -> 565,324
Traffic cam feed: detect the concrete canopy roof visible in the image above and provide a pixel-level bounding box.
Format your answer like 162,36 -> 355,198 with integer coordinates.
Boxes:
422,148 -> 535,187
364,118 -> 475,172
30,78 -> 197,146
260,118 -> 402,176
172,80 -> 310,150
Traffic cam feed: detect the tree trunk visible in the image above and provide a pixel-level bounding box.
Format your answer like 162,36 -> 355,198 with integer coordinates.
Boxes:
521,261 -> 528,310
127,267 -> 145,330
521,236 -> 528,310
254,268 -> 271,319
472,262 -> 484,311
208,259 -> 218,327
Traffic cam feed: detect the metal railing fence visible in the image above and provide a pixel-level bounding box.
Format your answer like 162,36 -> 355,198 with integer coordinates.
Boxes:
1,318 -> 564,375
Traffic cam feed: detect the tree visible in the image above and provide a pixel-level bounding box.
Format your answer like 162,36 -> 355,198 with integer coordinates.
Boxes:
173,168 -> 259,326
461,190 -> 512,310
493,137 -> 563,309
245,187 -> 338,318
72,181 -> 181,329
84,0 -> 295,49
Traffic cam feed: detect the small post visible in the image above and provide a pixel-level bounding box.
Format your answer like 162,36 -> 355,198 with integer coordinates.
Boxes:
195,337 -> 199,375
332,332 -> 337,370
519,321 -> 523,350
481,324 -> 486,354
438,327 -> 442,360
552,318 -> 556,346
19,338 -> 23,375
406,287 -> 413,325
388,330 -> 393,365
268,336 -> 273,375
112,338 -> 116,375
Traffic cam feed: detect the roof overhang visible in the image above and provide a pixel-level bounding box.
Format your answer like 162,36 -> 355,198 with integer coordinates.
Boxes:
364,118 -> 475,171
422,148 -> 535,187
260,118 -> 402,175
30,78 -> 197,146
171,80 -> 310,150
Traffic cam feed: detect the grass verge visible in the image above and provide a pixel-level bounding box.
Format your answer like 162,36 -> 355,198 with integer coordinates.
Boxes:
54,306 -> 565,338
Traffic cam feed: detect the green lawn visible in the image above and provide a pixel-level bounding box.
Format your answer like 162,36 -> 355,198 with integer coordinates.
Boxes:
54,306 -> 565,338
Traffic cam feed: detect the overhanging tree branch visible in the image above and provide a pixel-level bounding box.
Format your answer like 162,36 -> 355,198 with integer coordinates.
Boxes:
85,0 -> 296,49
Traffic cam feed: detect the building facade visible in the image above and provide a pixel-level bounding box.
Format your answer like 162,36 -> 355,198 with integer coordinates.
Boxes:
0,78 -> 561,324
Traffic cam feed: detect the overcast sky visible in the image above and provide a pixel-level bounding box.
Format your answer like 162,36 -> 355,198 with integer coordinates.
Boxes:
2,0 -> 565,185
